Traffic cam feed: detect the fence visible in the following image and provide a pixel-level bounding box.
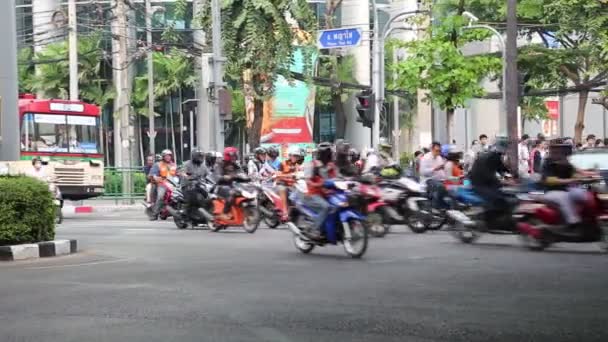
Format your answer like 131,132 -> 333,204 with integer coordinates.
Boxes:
102,167 -> 147,203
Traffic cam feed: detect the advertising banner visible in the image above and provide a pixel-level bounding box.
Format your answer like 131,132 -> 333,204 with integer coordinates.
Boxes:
542,99 -> 560,137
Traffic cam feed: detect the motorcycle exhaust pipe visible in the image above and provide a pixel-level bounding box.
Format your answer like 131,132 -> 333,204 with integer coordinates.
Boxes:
258,206 -> 275,217
286,221 -> 303,236
197,208 -> 214,221
166,206 -> 179,218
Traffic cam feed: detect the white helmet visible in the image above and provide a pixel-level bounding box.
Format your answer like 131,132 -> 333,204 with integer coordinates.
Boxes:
288,145 -> 302,156
214,151 -> 223,160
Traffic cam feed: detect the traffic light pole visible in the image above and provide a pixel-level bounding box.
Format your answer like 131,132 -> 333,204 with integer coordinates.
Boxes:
505,0 -> 519,173
0,0 -> 19,161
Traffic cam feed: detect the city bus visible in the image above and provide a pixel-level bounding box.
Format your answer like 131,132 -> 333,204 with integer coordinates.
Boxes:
18,94 -> 104,200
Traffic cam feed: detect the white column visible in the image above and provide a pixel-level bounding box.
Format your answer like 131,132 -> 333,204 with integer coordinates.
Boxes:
342,0 -> 371,150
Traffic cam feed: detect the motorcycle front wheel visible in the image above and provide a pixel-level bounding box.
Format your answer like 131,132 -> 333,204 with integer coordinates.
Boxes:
173,216 -> 189,229
343,219 -> 368,258
293,234 -> 315,254
243,206 -> 261,234
406,213 -> 428,234
451,221 -> 481,244
367,212 -> 388,238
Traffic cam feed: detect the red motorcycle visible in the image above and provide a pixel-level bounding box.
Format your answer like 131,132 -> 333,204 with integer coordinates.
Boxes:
257,182 -> 288,229
355,181 -> 390,238
144,176 -> 180,220
517,180 -> 608,251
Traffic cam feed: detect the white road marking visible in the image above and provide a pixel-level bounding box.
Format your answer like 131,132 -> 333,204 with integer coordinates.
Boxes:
24,258 -> 130,270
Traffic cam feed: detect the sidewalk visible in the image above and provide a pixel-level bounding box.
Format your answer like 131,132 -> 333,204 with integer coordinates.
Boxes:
63,199 -> 142,214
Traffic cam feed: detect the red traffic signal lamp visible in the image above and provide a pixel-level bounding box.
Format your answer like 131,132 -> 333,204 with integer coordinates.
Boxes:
355,89 -> 375,128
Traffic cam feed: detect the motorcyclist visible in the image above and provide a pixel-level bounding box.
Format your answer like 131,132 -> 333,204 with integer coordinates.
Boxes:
444,145 -> 464,188
149,149 -> 177,220
247,147 -> 267,181
266,146 -> 282,171
363,138 -> 397,176
541,142 -> 597,230
216,147 -> 248,221
350,148 -> 363,175
276,145 -> 304,221
183,148 -> 208,180
302,142 -> 336,238
335,140 -> 359,178
468,137 -> 513,222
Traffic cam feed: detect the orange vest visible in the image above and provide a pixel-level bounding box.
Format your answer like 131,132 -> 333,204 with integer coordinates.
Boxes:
159,162 -> 177,178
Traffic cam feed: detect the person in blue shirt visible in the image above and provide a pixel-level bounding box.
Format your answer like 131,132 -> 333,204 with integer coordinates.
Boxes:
266,146 -> 282,171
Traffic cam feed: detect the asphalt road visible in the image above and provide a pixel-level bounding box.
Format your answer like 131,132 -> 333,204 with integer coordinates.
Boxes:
2,211 -> 608,342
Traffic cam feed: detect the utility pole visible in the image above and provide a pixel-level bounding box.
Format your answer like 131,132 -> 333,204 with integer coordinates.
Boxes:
371,0 -> 381,147
0,0 -> 19,161
114,0 -> 133,198
505,0 -> 519,173
68,0 -> 78,100
146,0 -> 156,155
211,0 -> 225,152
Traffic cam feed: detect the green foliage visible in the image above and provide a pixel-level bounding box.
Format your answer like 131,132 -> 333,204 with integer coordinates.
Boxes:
198,0 -> 317,98
316,55 -> 356,107
390,15 -> 501,112
153,50 -> 197,97
521,96 -> 549,122
0,176 -> 55,245
104,170 -> 147,196
21,34 -> 114,107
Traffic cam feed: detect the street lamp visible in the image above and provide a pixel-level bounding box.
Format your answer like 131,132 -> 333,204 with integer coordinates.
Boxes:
461,11 -> 507,134
146,1 -> 165,156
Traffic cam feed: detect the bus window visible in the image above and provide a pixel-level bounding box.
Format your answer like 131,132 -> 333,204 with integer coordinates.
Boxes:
67,116 -> 100,154
21,113 -> 100,154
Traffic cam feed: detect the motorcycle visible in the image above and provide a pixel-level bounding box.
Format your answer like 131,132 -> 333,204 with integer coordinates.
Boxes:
356,181 -> 390,238
517,179 -> 608,251
49,183 -> 63,224
287,179 -> 368,258
144,176 -> 180,220
209,179 -> 261,233
170,176 -> 215,229
257,181 -> 288,229
377,177 -> 444,234
446,184 -> 536,244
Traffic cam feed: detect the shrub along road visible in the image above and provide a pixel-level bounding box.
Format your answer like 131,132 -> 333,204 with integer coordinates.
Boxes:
1,213 -> 608,342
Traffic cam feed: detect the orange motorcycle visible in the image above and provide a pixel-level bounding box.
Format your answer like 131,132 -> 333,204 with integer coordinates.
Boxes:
209,182 -> 260,233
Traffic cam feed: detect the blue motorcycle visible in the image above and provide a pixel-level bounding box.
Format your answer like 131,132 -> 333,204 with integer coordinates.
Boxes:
287,180 -> 369,258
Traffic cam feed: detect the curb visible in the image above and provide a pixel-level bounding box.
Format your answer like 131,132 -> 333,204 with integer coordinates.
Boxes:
65,205 -> 141,214
0,239 -> 77,261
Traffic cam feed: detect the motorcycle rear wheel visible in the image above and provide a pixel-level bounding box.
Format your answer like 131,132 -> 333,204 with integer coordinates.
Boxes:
343,219 -> 368,258
243,207 -> 261,234
451,221 -> 481,244
173,216 -> 189,229
406,214 -> 428,234
367,212 -> 388,238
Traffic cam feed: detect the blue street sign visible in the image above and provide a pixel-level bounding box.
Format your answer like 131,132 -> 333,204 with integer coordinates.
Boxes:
317,28 -> 362,49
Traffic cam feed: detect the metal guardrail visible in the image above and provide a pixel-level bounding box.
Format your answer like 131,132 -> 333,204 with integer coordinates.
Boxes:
101,167 -> 147,203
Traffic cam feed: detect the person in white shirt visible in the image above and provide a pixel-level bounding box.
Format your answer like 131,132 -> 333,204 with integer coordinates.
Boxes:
419,142 -> 446,184
518,134 -> 530,177
27,158 -> 49,182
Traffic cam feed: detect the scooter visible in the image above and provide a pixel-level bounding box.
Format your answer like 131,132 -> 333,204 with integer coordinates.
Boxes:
446,184 -> 537,244
144,176 -> 180,220
287,179 -> 368,258
171,176 -> 215,229
377,177 -> 444,234
257,180 -> 288,229
356,181 -> 390,238
517,179 -> 608,251
209,180 -> 260,233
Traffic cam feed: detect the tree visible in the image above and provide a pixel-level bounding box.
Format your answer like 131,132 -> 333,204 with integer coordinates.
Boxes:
436,0 -> 608,142
198,0 -> 317,148
390,14 -> 501,141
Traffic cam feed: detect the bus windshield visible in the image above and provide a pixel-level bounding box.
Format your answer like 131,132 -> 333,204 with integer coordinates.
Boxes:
21,113 -> 102,154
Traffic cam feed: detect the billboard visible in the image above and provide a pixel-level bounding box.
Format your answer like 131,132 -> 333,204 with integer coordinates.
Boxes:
257,48 -> 317,145
542,99 -> 560,137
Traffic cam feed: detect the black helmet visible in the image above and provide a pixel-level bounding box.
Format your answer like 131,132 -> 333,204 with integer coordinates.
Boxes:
254,147 -> 266,156
491,136 -> 510,154
267,146 -> 279,159
316,142 -> 333,163
205,151 -> 217,167
191,147 -> 204,164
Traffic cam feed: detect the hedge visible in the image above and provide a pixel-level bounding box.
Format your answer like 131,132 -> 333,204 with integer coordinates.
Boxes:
0,176 -> 55,245
104,170 -> 147,196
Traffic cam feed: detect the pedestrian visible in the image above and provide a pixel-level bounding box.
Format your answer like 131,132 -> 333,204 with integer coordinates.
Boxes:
518,134 -> 531,176
595,138 -> 604,147
479,134 -> 489,151
413,150 -> 423,180
529,140 -> 543,176
584,134 -> 596,149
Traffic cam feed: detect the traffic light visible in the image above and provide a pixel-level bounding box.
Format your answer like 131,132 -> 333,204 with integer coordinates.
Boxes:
518,71 -> 532,98
355,89 -> 375,128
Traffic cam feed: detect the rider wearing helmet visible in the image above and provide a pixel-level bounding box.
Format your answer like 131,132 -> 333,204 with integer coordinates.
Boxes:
363,138 -> 395,174
275,145 -> 304,221
469,136 -> 512,219
335,140 -> 358,177
302,142 -> 336,238
247,147 -> 267,180
149,149 -> 177,220
183,147 -> 208,180
216,147 -> 247,220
